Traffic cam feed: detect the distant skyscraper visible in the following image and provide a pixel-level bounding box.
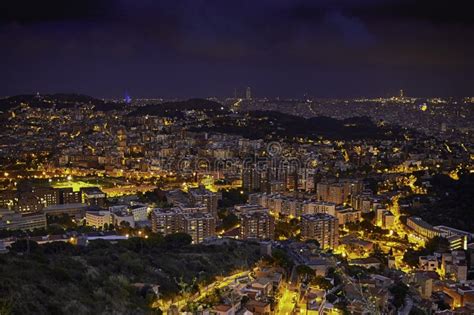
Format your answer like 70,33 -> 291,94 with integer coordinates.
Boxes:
246,86 -> 252,100
124,91 -> 132,104
400,89 -> 404,97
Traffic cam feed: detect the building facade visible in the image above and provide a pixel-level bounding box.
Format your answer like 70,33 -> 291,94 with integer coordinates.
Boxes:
300,213 -> 339,249
240,211 -> 275,240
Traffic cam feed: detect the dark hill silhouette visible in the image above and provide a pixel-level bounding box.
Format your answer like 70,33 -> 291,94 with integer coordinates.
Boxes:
128,98 -> 228,118
191,110 -> 404,140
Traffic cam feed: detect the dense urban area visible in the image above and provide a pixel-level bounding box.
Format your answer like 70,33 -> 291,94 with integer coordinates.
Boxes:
0,91 -> 473,315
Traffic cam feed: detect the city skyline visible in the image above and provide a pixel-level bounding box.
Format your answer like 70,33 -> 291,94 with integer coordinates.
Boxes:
0,88 -> 470,101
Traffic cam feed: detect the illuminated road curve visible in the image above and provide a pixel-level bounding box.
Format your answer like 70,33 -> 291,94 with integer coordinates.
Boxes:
276,284 -> 297,315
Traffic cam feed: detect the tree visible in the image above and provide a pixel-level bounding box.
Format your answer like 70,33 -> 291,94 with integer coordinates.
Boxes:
370,244 -> 386,262
305,239 -> 320,248
145,233 -> 165,246
403,236 -> 449,267
46,224 -> 66,235
0,233 -> 262,314
346,221 -> 361,232
409,306 -> 426,315
219,188 -> 248,207
152,308 -> 163,315
175,276 -> 197,311
403,248 -> 428,268
8,239 -> 39,254
296,265 -> 314,281
221,213 -> 239,231
164,233 -> 192,247
361,211 -> 375,223
289,218 -> 299,225
311,275 -> 332,290
0,297 -> 13,315
389,282 -> 409,309
46,214 -> 76,229
425,236 -> 449,253
272,249 -> 293,270
275,220 -> 299,239
42,241 -> 75,254
327,267 -> 342,286
347,265 -> 368,279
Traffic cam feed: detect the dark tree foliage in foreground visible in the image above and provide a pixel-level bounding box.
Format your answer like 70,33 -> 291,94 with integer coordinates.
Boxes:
0,235 -> 260,314
389,282 -> 409,309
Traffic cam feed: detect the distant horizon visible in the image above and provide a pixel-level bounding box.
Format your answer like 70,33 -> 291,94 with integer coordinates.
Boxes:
1,91 -> 473,101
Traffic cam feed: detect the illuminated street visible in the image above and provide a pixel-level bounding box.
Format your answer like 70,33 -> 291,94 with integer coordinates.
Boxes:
276,285 -> 298,315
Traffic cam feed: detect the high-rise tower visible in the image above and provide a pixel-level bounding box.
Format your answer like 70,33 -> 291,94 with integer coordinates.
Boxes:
246,86 -> 252,100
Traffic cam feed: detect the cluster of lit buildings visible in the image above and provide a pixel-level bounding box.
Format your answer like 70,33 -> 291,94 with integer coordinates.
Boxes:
0,209 -> 47,231
149,185 -> 220,244
316,180 -> 363,205
407,216 -> 471,250
0,185 -> 108,232
86,202 -> 148,229
151,208 -> 215,244
1,94 -> 473,313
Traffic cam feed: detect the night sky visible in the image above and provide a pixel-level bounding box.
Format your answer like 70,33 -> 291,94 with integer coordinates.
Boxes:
1,0 -> 473,99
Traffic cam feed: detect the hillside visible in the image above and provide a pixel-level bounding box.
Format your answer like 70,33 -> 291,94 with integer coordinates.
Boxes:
0,235 -> 260,314
128,98 -> 229,118
191,110 -> 405,141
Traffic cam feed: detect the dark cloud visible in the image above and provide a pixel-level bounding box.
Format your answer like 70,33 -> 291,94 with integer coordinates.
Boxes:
349,0 -> 474,25
0,0 -> 114,24
0,0 -> 473,98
